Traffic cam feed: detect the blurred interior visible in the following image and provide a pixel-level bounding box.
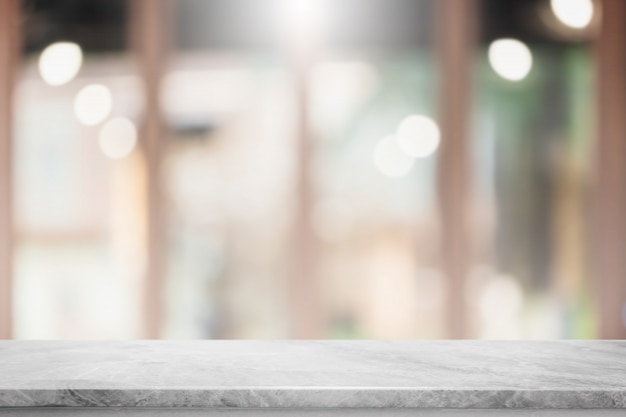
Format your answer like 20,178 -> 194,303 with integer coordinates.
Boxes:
0,0 -> 625,339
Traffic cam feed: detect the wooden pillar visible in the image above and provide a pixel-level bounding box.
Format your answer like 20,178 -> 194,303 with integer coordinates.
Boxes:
291,59 -> 322,339
436,0 -> 477,339
0,0 -> 20,339
593,0 -> 626,339
131,0 -> 169,339
286,36 -> 324,338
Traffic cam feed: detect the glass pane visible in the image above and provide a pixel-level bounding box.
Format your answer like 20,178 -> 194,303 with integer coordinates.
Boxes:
469,0 -> 597,338
164,0 -> 439,338
14,0 -> 143,338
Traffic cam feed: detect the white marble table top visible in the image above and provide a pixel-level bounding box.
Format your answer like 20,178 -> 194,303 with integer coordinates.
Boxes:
0,340 -> 625,408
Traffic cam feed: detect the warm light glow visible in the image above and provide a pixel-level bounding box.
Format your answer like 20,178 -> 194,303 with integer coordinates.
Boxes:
396,115 -> 441,158
551,0 -> 594,29
373,135 -> 415,178
74,84 -> 113,126
38,42 -> 83,86
276,0 -> 328,44
488,39 -> 533,82
98,118 -> 137,159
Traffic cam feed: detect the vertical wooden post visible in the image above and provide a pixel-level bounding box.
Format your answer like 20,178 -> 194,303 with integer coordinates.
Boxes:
436,0 -> 477,339
0,0 -> 20,339
131,0 -> 168,339
593,0 -> 626,339
291,57 -> 322,338
285,31 -> 324,338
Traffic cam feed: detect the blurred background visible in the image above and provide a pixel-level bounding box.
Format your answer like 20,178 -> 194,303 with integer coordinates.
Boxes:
0,0 -> 624,339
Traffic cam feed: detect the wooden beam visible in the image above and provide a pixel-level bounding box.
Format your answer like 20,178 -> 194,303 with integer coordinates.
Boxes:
285,34 -> 325,338
436,0 -> 477,339
0,0 -> 20,339
290,58 -> 323,339
593,0 -> 626,339
130,0 -> 169,339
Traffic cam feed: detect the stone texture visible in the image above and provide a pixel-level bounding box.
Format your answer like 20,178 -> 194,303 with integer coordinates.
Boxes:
0,341 -> 625,408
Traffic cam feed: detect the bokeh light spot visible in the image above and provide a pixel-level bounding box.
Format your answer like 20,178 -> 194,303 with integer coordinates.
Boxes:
98,117 -> 138,160
74,84 -> 113,126
373,135 -> 415,178
488,38 -> 533,82
38,42 -> 83,86
551,0 -> 594,29
396,115 -> 441,158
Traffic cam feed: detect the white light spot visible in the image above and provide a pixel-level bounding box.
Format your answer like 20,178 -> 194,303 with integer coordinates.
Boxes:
396,115 -> 441,158
38,42 -> 83,86
373,135 -> 415,178
488,39 -> 533,82
275,0 -> 328,44
551,0 -> 594,29
98,117 -> 137,159
74,84 -> 113,126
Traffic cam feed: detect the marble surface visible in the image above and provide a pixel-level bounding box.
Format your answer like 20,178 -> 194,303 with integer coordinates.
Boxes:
0,341 -> 625,409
